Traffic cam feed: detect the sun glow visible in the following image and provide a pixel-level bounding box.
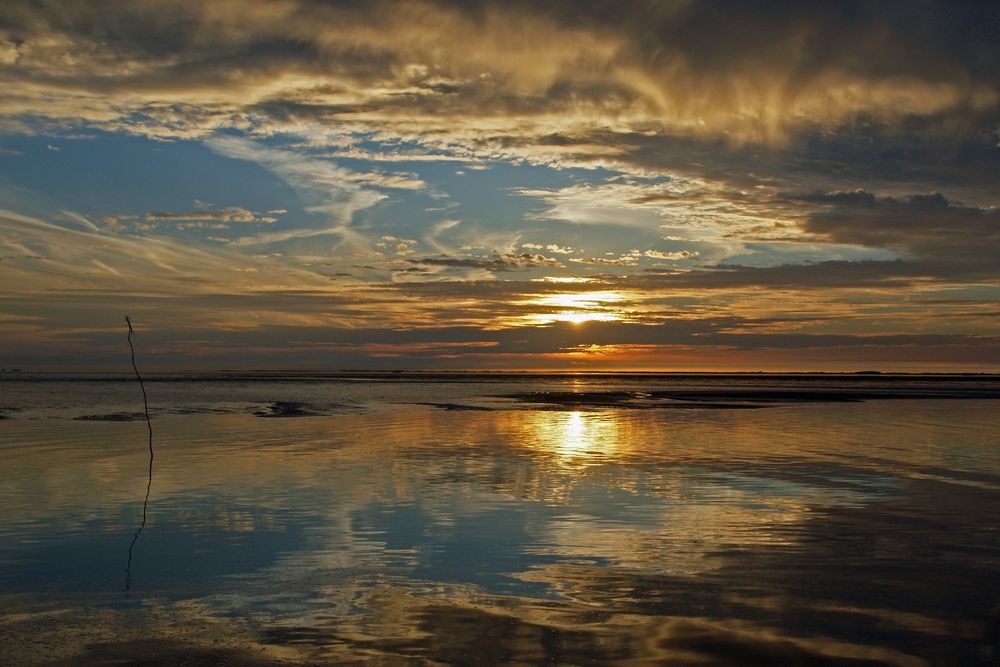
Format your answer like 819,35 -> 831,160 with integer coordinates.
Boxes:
523,290 -> 628,325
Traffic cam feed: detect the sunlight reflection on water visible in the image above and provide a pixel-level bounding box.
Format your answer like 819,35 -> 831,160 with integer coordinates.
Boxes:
525,410 -> 623,463
1,380 -> 1000,664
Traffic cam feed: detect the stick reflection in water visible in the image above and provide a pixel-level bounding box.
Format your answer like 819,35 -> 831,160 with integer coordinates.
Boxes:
124,315 -> 154,592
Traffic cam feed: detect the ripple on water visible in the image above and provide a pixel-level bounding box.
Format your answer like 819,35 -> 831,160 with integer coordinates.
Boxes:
1,386 -> 999,664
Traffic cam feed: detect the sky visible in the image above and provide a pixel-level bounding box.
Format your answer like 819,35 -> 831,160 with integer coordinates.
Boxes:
1,0 -> 999,371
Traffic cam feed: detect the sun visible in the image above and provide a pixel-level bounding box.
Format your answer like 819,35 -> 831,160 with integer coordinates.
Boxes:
524,290 -> 628,325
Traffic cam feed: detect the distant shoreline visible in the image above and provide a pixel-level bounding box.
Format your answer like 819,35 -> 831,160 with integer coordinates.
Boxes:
3,369 -> 999,381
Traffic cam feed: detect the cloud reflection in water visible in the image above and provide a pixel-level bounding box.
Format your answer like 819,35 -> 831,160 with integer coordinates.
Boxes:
1,384 -> 999,664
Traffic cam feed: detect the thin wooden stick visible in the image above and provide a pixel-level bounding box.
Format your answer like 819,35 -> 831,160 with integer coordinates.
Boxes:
125,315 -> 153,591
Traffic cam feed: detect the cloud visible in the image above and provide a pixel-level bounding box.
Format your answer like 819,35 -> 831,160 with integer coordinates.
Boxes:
0,208 -> 334,296
377,237 -> 419,256
544,244 -> 575,255
2,1 -> 1000,369
0,38 -> 18,65
2,0 -> 996,148
570,256 -> 638,267
3,2 -> 999,241
56,210 -> 101,233
144,206 -> 279,225
522,242 -> 574,254
409,252 -> 565,272
205,136 -> 383,222
423,219 -> 461,254
642,249 -> 699,261
323,147 -> 486,165
516,180 -> 802,248
203,135 -> 388,250
567,248 -> 699,266
518,184 -> 668,228
349,171 -> 426,191
795,190 -> 1000,263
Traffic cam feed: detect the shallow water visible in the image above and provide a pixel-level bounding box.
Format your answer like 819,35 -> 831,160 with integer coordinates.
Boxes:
1,374 -> 999,665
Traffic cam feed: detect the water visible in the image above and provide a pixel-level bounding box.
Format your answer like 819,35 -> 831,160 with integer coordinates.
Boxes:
1,373 -> 999,665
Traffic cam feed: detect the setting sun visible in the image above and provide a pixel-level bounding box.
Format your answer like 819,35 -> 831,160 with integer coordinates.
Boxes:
523,290 -> 629,325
